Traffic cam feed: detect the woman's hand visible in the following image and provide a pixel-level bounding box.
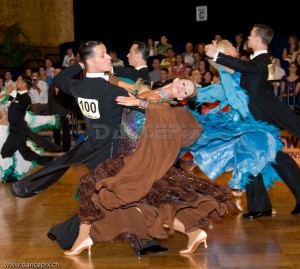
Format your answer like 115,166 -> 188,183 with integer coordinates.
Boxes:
205,40 -> 218,58
116,94 -> 140,107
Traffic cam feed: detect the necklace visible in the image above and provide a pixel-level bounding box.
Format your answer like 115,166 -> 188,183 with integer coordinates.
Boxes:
157,87 -> 169,100
151,88 -> 177,106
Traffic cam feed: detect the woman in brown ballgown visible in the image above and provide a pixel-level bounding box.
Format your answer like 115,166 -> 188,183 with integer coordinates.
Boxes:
64,78 -> 234,256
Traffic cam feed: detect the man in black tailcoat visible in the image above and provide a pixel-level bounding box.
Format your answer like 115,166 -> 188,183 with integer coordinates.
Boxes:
206,24 -> 300,216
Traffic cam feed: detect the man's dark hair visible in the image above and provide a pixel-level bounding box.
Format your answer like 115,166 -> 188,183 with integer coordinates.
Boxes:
133,41 -> 149,61
79,40 -> 103,66
160,67 -> 169,74
254,24 -> 274,46
21,75 -> 33,88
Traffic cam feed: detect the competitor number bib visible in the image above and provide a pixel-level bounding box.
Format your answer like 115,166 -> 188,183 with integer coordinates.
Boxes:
77,97 -> 100,119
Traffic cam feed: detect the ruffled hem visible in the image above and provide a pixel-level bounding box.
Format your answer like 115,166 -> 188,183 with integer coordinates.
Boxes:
25,111 -> 60,132
0,109 -> 59,181
184,66 -> 284,190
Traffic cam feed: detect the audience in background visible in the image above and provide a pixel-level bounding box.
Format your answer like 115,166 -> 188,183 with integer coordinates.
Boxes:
152,67 -> 173,90
4,71 -> 16,91
170,53 -> 185,79
182,42 -> 195,67
44,57 -> 55,79
39,65 -> 53,86
280,61 -> 300,108
28,71 -> 49,115
156,35 -> 173,58
109,50 -> 124,67
269,54 -> 286,96
62,48 -> 75,68
146,38 -> 158,57
149,57 -> 161,86
47,68 -> 72,152
160,48 -> 175,73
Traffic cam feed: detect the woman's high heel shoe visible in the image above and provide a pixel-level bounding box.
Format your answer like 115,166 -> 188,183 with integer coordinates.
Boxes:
232,190 -> 244,211
179,230 -> 208,254
63,237 -> 93,256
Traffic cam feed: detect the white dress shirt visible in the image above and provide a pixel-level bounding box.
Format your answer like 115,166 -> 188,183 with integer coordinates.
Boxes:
28,80 -> 49,104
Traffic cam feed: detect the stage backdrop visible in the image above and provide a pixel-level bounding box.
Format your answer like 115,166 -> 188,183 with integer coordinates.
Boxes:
0,0 -> 74,46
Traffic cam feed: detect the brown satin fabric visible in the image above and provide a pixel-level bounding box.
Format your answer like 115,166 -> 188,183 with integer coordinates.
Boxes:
87,105 -> 233,246
92,103 -> 202,210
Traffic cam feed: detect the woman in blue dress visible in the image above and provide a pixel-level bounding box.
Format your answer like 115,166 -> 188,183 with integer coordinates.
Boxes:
181,40 -> 283,211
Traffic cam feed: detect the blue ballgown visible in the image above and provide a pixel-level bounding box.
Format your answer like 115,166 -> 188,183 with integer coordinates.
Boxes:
182,66 -> 283,190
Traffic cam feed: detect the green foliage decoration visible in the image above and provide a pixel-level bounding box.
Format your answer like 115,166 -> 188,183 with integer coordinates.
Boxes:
0,22 -> 32,67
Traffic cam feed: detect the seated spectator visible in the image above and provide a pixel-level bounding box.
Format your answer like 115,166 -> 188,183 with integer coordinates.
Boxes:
170,54 -> 185,79
44,57 -> 55,79
269,54 -> 286,96
282,35 -> 299,63
201,70 -> 214,87
194,42 -> 208,61
68,58 -> 77,66
182,42 -> 195,67
280,62 -> 300,108
62,48 -> 75,68
160,48 -> 175,73
152,67 -> 173,89
39,65 -> 53,86
109,50 -> 124,67
191,52 -> 202,70
156,35 -> 173,58
184,66 -> 192,79
234,33 -> 247,56
190,69 -> 202,86
147,38 -> 158,57
25,68 -> 32,78
4,71 -> 16,92
149,57 -> 161,86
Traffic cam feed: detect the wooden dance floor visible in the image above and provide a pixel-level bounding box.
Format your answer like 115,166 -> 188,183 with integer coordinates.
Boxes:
0,164 -> 300,269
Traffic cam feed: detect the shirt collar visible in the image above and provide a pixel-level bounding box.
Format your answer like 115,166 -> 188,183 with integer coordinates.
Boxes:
86,72 -> 109,81
250,50 -> 268,60
135,66 -> 148,70
18,90 -> 28,95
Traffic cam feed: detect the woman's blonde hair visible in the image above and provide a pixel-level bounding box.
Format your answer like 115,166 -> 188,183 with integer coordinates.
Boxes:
216,39 -> 232,52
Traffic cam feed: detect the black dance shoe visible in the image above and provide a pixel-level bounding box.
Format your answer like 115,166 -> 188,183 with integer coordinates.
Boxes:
242,209 -> 272,219
291,204 -> 300,215
135,245 -> 168,256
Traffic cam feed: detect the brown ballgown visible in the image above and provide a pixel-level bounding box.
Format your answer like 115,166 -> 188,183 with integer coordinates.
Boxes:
78,103 -> 234,251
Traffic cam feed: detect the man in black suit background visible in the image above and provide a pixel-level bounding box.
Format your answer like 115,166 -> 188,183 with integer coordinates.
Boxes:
1,75 -> 53,175
47,67 -> 72,152
113,41 -> 150,86
206,24 -> 300,217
